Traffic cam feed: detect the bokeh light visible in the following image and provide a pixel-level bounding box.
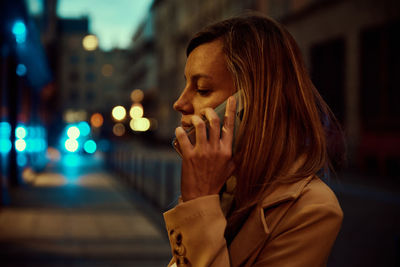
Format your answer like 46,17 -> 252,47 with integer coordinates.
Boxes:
0,139 -> 12,154
16,126 -> 27,139
129,104 -> 144,119
130,118 -> 150,132
46,147 -> 61,162
12,20 -> 27,43
90,113 -> 104,128
113,123 -> 125,136
65,138 -> 79,152
112,106 -> 126,121
101,64 -> 114,77
78,121 -> 90,136
82,34 -> 98,51
15,139 -> 27,152
67,126 -> 80,139
17,154 -> 27,166
16,64 -> 27,76
84,140 -> 97,154
0,122 -> 11,138
130,89 -> 144,102
64,109 -> 87,123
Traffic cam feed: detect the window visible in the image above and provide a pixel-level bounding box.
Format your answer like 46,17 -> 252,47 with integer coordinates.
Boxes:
86,55 -> 95,64
85,72 -> 96,82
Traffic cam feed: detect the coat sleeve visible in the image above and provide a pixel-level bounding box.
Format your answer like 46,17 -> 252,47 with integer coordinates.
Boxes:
163,195 -> 230,267
253,192 -> 343,266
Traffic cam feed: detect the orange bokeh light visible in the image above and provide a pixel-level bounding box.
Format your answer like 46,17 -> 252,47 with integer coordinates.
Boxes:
90,113 -> 104,128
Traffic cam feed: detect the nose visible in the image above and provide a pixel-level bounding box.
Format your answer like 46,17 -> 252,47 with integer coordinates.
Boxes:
173,90 -> 193,115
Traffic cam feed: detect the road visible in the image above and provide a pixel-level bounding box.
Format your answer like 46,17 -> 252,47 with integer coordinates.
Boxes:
0,154 -> 171,267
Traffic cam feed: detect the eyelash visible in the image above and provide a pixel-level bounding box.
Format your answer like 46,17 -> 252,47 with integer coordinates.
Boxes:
197,89 -> 211,96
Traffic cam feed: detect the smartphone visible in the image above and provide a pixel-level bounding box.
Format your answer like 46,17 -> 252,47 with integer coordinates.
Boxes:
172,90 -> 243,157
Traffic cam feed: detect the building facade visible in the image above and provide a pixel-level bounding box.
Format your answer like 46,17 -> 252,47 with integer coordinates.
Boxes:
57,18 -> 129,121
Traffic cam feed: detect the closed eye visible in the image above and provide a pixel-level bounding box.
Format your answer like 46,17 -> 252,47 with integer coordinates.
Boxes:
197,89 -> 211,96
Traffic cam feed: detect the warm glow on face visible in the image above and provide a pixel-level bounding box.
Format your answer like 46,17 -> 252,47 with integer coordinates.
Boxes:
101,64 -> 113,77
129,104 -> 143,119
113,123 -> 125,136
130,118 -> 150,132
130,89 -> 144,102
112,106 -> 126,121
90,113 -> 104,128
82,35 -> 98,51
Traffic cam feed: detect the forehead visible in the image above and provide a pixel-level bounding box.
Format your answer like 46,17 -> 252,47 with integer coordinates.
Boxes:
185,40 -> 227,78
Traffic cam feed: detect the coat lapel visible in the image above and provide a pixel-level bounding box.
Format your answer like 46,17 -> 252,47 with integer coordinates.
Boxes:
228,204 -> 269,266
228,176 -> 314,266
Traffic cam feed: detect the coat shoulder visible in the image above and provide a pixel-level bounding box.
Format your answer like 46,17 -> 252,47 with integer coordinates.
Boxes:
300,176 -> 343,213
260,176 -> 343,240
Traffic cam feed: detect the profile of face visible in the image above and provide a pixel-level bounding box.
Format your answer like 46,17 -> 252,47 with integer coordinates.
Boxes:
173,39 -> 236,130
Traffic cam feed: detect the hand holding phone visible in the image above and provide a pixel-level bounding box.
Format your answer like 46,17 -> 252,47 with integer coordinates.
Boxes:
174,93 -> 240,201
172,90 -> 243,157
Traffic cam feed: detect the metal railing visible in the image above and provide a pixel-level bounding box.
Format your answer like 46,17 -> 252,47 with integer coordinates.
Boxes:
108,144 -> 181,210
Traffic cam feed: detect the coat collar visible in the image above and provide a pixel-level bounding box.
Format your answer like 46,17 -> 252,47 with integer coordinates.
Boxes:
229,175 -> 314,266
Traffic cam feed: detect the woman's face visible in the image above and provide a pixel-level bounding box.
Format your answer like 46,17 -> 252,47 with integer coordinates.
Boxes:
173,39 -> 236,130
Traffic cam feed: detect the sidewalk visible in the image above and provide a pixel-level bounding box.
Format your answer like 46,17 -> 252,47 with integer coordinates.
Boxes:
0,157 -> 171,267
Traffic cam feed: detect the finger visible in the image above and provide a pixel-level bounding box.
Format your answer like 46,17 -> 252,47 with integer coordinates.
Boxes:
221,96 -> 236,145
175,127 -> 193,155
191,115 -> 207,146
200,107 -> 220,147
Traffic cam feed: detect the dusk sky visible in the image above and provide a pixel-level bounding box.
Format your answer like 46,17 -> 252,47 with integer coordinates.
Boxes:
27,0 -> 153,51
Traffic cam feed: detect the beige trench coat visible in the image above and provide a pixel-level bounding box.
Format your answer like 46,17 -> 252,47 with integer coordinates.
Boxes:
163,175 -> 343,267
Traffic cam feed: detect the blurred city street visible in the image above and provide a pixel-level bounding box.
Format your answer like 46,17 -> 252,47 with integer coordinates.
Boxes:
1,0 -> 399,266
0,154 -> 171,267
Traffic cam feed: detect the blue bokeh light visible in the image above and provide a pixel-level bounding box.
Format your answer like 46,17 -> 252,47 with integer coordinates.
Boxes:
12,20 -> 27,43
84,140 -> 96,154
16,64 -> 27,76
0,122 -> 11,138
0,139 -> 12,154
17,154 -> 27,167
78,121 -> 90,137
26,138 -> 46,153
63,154 -> 80,167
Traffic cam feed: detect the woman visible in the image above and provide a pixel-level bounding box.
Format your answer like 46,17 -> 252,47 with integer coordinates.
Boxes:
164,14 -> 344,267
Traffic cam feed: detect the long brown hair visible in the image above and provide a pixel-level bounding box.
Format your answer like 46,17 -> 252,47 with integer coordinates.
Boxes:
187,14 -> 345,235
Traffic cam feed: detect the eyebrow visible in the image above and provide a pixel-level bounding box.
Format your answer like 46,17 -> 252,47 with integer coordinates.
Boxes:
184,73 -> 213,81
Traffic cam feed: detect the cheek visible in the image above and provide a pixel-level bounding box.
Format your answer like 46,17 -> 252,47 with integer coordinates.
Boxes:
192,98 -> 210,115
193,95 -> 228,114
